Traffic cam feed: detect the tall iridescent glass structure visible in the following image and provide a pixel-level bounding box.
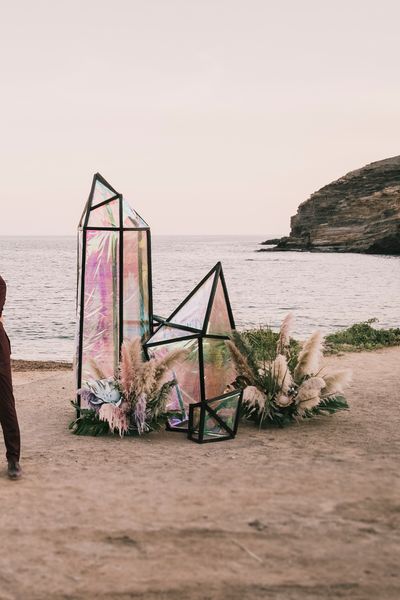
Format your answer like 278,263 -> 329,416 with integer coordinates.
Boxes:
145,262 -> 241,442
76,173 -> 152,407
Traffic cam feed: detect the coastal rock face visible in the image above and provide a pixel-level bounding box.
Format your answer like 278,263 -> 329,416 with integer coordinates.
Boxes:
269,156 -> 400,254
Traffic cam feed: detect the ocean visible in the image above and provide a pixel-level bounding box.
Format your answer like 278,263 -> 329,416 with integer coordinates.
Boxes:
0,235 -> 399,361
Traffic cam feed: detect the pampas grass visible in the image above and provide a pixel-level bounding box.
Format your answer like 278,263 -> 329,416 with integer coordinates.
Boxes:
271,354 -> 293,394
89,358 -> 107,380
227,314 -> 351,428
227,339 -> 256,385
99,403 -> 129,436
242,386 -> 267,410
321,369 -> 352,397
276,313 -> 293,355
294,331 -> 323,381
72,337 -> 188,437
296,377 -> 326,412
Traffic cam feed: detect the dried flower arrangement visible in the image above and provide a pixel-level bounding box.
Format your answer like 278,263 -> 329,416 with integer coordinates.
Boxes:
70,338 -> 187,436
227,314 -> 352,427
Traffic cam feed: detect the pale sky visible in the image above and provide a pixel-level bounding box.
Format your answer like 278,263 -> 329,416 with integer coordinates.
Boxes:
1,0 -> 399,236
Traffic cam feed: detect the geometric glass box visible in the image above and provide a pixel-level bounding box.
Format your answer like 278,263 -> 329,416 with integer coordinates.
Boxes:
76,173 -> 153,408
144,262 -> 239,437
188,389 -> 243,443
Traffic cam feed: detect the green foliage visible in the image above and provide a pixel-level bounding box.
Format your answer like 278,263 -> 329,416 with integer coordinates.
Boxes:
69,403 -> 110,436
311,395 -> 349,415
241,327 -> 300,371
325,319 -> 400,353
230,327 -> 350,429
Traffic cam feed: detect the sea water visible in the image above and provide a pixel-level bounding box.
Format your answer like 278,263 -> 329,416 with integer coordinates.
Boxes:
0,235 -> 398,361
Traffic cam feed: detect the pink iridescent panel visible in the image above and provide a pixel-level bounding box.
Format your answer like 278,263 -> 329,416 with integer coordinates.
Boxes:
202,338 -> 237,399
148,323 -> 193,344
147,337 -> 201,429
92,180 -> 116,206
123,199 -> 148,228
169,275 -> 214,331
206,277 -> 232,335
123,230 -> 150,340
81,230 -> 119,400
87,199 -> 119,228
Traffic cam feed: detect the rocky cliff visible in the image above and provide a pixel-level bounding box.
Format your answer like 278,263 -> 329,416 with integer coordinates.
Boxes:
263,156 -> 400,254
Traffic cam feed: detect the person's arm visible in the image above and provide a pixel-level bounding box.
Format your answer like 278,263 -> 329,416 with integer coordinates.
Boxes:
0,276 -> 6,323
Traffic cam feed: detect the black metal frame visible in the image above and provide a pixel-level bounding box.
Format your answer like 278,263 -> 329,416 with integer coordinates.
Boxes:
188,389 -> 243,443
76,173 -> 153,413
144,262 -> 240,442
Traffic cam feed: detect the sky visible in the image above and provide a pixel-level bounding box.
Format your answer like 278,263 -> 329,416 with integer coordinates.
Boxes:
1,0 -> 399,236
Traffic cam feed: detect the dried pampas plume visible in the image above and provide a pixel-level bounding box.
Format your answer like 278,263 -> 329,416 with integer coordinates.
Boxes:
294,331 -> 323,381
119,341 -> 134,397
89,358 -> 107,381
276,313 -> 294,355
99,403 -> 129,437
275,393 -> 293,407
242,386 -> 267,409
227,340 -> 255,385
321,369 -> 352,397
296,377 -> 325,412
271,354 -> 293,394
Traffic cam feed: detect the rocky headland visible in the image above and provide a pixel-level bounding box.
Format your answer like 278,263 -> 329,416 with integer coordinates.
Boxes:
261,156 -> 400,254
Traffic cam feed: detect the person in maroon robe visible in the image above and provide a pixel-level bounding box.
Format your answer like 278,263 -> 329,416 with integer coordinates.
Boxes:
0,275 -> 21,479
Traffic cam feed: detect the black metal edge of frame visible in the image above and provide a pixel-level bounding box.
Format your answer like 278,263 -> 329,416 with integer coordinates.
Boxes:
205,403 -> 234,437
232,392 -> 243,436
84,226 -> 150,231
145,321 -> 201,345
94,172 -> 120,196
90,194 -> 120,211
201,263 -> 221,335
146,229 -> 154,336
190,434 -> 234,444
198,338 -> 206,443
166,423 -> 189,434
118,195 -> 124,354
219,264 -> 236,330
165,262 -> 221,325
145,333 -> 200,348
133,208 -> 150,228
76,229 -> 87,415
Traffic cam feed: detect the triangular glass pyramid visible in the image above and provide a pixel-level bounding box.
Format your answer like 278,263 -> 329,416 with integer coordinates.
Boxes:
123,199 -> 149,228
147,323 -> 198,345
206,277 -> 233,335
92,177 -> 118,207
87,198 -> 119,228
168,269 -> 216,331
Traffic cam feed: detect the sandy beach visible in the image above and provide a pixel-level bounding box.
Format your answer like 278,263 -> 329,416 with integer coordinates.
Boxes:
0,347 -> 399,600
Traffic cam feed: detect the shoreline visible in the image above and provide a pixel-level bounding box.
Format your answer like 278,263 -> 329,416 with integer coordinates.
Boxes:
11,359 -> 72,372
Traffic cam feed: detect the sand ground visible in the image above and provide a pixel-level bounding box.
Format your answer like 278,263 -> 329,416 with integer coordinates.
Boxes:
1,348 -> 399,600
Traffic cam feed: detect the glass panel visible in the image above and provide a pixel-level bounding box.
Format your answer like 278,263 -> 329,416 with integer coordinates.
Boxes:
191,392 -> 241,441
147,323 -> 193,344
123,230 -> 150,340
88,199 -> 119,228
169,274 -> 214,331
81,230 -> 119,404
123,199 -> 149,228
92,179 -> 117,206
147,338 -> 200,428
206,393 -> 240,433
202,338 -> 237,399
206,277 -> 233,335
